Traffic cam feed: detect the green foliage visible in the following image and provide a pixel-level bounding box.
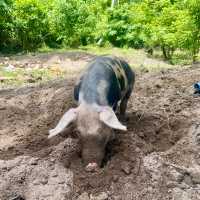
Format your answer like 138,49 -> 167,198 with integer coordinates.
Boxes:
13,0 -> 49,50
151,6 -> 188,59
186,0 -> 200,61
48,0 -> 96,47
0,0 -> 200,63
105,4 -> 144,48
0,0 -> 15,50
132,0 -> 200,62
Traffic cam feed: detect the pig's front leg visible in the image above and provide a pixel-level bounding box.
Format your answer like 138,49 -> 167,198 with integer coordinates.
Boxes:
120,98 -> 128,117
119,90 -> 132,121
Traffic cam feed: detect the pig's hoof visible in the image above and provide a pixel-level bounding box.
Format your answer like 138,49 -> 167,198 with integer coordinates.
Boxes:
85,162 -> 99,172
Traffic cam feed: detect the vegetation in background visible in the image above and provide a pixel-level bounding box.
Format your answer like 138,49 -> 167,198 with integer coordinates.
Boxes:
0,0 -> 200,63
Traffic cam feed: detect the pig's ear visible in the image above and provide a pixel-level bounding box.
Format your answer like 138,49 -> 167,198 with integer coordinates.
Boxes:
99,107 -> 127,131
48,108 -> 78,139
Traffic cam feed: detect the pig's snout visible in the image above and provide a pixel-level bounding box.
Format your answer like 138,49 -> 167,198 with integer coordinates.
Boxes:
85,162 -> 99,172
82,147 -> 104,168
81,135 -> 106,169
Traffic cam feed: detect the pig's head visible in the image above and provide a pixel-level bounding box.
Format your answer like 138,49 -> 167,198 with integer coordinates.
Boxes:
48,103 -> 126,170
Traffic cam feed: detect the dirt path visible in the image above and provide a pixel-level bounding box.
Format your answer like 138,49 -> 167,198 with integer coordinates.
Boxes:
0,54 -> 200,199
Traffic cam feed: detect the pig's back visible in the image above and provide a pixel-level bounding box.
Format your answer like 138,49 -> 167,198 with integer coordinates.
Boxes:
74,56 -> 134,108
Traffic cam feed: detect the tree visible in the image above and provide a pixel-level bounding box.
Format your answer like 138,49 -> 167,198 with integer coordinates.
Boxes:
48,0 -> 96,47
0,0 -> 15,51
13,0 -> 49,50
186,0 -> 200,62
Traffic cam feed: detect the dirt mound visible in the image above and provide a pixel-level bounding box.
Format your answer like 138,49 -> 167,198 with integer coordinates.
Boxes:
0,66 -> 200,199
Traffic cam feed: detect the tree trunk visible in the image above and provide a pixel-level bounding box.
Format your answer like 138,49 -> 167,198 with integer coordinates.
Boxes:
161,45 -> 168,60
111,0 -> 118,9
192,47 -> 199,63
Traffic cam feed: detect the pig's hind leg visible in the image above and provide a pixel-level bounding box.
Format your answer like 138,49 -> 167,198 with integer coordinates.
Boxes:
119,89 -> 132,120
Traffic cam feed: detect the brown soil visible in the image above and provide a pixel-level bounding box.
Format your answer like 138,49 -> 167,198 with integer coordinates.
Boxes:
1,54 -> 200,200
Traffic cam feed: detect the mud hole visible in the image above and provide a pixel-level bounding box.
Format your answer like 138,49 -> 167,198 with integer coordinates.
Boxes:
1,64 -> 200,200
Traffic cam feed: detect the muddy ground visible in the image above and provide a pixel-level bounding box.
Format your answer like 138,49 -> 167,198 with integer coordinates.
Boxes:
0,52 -> 200,200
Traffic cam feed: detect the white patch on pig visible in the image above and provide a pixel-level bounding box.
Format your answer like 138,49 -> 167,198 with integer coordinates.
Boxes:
99,106 -> 127,131
48,108 -> 78,138
97,80 -> 108,104
76,103 -> 111,137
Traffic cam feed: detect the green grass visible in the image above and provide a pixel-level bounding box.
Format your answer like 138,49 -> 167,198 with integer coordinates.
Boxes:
0,66 -> 65,88
38,44 -> 136,56
38,45 -> 195,65
79,45 -> 136,55
145,48 -> 195,66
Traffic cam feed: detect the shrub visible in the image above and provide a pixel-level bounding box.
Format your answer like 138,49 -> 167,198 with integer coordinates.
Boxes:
13,0 -> 49,50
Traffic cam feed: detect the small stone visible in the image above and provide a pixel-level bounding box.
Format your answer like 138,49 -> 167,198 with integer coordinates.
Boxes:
49,164 -> 55,170
155,84 -> 162,89
166,181 -> 178,188
29,158 -> 39,165
33,175 -> 48,185
0,106 -> 6,110
190,170 -> 200,184
33,179 -> 40,185
58,179 -> 65,184
113,175 -> 119,182
90,192 -> 108,200
77,192 -> 90,200
51,171 -> 58,177
112,195 -> 122,200
178,182 -> 190,190
183,174 -> 193,186
9,194 -> 25,200
121,162 -> 132,175
41,177 -> 48,185
135,147 -> 141,153
195,133 -> 200,145
170,169 -> 183,183
50,158 -> 56,163
85,162 -> 99,172
138,132 -> 145,138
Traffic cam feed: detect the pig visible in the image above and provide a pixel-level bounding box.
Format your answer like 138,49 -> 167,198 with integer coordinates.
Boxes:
48,55 -> 135,171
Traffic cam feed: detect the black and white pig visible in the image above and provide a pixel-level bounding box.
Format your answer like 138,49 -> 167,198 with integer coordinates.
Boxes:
48,55 -> 135,171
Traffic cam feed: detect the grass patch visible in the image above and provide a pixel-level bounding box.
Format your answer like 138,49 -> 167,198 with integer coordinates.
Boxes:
0,65 -> 65,88
38,45 -> 136,57
0,47 -> 194,88
148,48 -> 194,66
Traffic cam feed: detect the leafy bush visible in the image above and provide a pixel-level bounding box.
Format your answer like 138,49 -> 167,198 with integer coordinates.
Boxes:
105,4 -> 144,48
13,0 -> 49,50
0,0 -> 200,63
132,0 -> 199,61
0,0 -> 15,51
186,0 -> 200,61
48,0 -> 96,47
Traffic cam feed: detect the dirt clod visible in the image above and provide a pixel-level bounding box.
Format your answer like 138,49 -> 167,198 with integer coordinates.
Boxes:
90,192 -> 108,200
77,192 -> 90,200
121,161 -> 132,175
